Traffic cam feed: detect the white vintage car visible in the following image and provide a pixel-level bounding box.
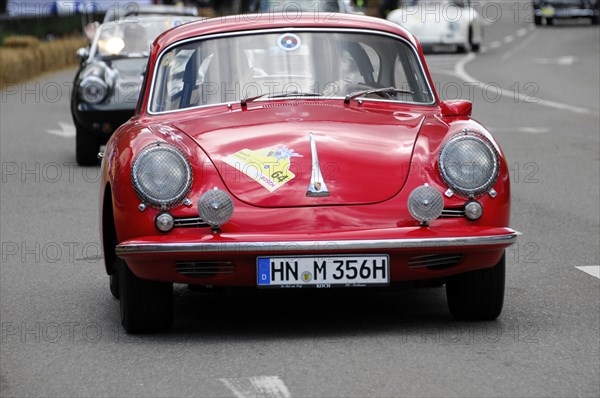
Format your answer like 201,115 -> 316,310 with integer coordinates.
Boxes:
387,0 -> 483,53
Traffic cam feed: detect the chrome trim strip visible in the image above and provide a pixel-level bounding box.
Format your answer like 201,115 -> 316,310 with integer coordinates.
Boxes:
116,232 -> 519,255
306,132 -> 330,197
147,27 -> 436,115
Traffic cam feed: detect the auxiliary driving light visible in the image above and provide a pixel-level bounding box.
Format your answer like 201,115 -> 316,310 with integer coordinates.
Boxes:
198,189 -> 234,229
408,184 -> 444,225
155,212 -> 174,232
464,201 -> 483,221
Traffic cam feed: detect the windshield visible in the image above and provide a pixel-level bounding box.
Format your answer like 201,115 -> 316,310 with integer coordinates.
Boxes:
93,18 -> 193,58
258,0 -> 340,12
150,31 -> 434,113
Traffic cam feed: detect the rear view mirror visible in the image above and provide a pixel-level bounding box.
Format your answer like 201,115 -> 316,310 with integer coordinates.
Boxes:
440,100 -> 472,117
76,47 -> 89,63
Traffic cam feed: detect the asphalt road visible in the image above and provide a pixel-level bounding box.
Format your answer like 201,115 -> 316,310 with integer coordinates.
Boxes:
1,4 -> 599,397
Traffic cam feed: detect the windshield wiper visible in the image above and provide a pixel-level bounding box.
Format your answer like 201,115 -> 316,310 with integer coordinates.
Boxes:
344,87 -> 414,104
241,91 -> 322,107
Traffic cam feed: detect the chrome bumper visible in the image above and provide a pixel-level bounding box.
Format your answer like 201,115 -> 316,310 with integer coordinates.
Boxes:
116,231 -> 520,256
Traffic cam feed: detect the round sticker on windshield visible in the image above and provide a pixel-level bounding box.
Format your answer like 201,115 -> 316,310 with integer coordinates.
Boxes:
277,33 -> 301,51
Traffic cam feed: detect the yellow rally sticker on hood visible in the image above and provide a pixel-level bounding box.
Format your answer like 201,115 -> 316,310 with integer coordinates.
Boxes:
223,146 -> 303,192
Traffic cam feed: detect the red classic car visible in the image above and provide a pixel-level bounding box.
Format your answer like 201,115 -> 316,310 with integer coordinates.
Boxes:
100,13 -> 518,333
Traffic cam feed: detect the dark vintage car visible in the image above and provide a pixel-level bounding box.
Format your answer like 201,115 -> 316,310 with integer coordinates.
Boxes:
71,16 -> 196,165
103,4 -> 199,23
533,0 -> 599,25
100,14 -> 518,333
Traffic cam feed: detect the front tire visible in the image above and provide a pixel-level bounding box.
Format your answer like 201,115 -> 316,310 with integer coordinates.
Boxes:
468,27 -> 481,53
76,125 -> 100,166
446,254 -> 505,320
534,15 -> 542,25
118,258 -> 173,334
109,273 -> 119,299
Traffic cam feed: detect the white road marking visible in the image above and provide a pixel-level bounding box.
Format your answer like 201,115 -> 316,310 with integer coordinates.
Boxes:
220,376 -> 292,398
489,40 -> 502,49
503,35 -> 514,43
534,55 -> 579,65
454,53 -> 594,115
516,28 -> 528,37
501,30 -> 539,61
47,121 -> 76,138
575,266 -> 600,279
518,127 -> 551,134
489,127 -> 551,134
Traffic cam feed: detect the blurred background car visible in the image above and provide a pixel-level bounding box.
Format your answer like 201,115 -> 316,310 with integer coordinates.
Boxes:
246,0 -> 364,14
386,0 -> 483,53
533,0 -> 599,25
103,4 -> 199,23
70,15 -> 196,165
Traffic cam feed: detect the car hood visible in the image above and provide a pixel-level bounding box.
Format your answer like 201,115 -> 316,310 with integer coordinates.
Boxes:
172,102 -> 426,208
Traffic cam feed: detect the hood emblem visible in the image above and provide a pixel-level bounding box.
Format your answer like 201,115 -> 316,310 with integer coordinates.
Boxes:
306,132 -> 330,197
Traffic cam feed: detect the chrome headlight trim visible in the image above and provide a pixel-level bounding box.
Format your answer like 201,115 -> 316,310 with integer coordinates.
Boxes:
131,142 -> 193,209
438,131 -> 499,197
80,75 -> 108,104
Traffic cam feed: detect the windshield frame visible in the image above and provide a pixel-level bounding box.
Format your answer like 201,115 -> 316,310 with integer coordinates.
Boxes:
146,27 -> 437,115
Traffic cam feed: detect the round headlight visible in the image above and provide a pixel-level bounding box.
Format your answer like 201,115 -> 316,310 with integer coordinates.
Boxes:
439,132 -> 499,197
408,184 -> 444,224
131,143 -> 192,208
198,189 -> 234,228
80,76 -> 108,104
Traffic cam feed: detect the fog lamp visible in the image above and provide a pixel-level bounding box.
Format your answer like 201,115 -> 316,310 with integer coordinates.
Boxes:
155,212 -> 174,232
464,201 -> 483,220
198,189 -> 234,229
408,184 -> 444,225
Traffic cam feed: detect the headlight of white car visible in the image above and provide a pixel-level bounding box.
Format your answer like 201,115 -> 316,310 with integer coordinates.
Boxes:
438,131 -> 499,197
79,75 -> 108,104
131,142 -> 193,208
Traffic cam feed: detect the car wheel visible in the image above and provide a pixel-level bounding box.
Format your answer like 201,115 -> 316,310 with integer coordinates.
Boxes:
546,17 -> 554,25
457,43 -> 469,53
446,253 -> 505,320
76,125 -> 100,166
534,15 -> 543,25
468,27 -> 481,53
592,15 -> 599,25
109,273 -> 119,299
118,258 -> 173,334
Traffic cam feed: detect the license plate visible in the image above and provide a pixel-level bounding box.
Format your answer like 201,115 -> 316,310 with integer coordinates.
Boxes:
256,255 -> 389,288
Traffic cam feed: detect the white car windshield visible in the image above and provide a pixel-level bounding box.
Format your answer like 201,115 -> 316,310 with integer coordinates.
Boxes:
150,31 -> 435,112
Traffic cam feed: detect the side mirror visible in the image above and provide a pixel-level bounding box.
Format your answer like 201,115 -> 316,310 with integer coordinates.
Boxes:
76,47 -> 89,63
440,100 -> 472,117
